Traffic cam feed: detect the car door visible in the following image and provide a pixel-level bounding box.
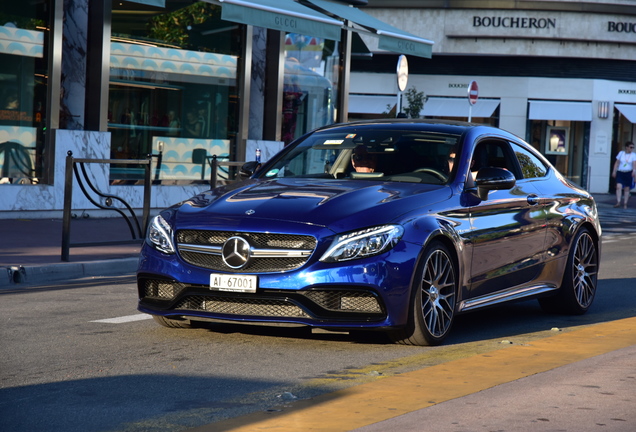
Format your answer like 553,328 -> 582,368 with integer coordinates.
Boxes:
464,139 -> 548,299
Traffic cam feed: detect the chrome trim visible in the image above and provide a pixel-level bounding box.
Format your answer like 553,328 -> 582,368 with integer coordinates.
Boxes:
178,243 -> 312,258
458,284 -> 558,312
178,244 -> 222,254
251,248 -> 313,258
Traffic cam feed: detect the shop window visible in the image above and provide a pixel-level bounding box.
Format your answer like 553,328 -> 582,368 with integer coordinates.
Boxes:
0,2 -> 50,185
109,1 -> 241,184
528,120 -> 587,186
283,33 -> 336,144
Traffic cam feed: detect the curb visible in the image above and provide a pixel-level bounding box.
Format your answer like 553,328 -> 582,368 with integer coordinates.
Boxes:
1,257 -> 138,289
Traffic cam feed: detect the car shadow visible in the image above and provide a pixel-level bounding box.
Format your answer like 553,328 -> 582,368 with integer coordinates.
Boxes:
186,276 -> 633,347
445,276 -> 635,345
0,373 -> 322,432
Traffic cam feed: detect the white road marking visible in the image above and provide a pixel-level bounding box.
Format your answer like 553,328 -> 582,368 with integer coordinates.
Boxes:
91,314 -> 153,324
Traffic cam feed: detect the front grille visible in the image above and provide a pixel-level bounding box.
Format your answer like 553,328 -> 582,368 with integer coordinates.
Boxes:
179,252 -> 307,273
176,230 -> 316,273
175,295 -> 310,318
177,230 -> 316,250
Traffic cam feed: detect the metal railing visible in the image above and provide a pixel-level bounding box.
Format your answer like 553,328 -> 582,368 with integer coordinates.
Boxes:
61,151 -> 152,262
207,155 -> 246,188
61,151 -> 246,261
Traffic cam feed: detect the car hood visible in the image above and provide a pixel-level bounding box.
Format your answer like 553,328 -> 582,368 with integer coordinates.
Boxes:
172,178 -> 451,233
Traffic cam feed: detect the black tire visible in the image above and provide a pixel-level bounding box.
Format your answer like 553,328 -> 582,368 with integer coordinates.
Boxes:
152,315 -> 192,329
391,241 -> 458,346
539,228 -> 598,315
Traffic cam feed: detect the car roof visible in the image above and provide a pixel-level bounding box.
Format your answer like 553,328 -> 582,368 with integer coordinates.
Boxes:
315,119 -> 526,144
314,119 -> 481,135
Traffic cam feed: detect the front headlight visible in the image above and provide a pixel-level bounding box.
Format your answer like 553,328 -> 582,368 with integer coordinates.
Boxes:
320,225 -> 404,263
146,214 -> 175,254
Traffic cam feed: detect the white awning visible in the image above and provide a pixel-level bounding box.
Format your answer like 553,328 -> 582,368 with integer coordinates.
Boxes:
348,95 -> 396,114
304,0 -> 434,58
615,104 -> 636,123
421,98 -> 500,118
528,101 -> 592,121
218,0 -> 343,41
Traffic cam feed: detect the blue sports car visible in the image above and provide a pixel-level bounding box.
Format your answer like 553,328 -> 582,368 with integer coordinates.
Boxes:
137,120 -> 601,345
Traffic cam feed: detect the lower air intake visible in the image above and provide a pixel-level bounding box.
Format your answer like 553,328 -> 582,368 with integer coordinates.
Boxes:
175,295 -> 310,318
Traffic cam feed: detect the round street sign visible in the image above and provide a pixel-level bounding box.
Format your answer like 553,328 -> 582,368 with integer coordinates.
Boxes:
468,80 -> 479,105
396,55 -> 409,92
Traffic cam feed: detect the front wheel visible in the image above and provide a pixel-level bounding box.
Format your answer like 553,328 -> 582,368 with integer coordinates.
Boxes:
391,241 -> 458,346
539,228 -> 598,315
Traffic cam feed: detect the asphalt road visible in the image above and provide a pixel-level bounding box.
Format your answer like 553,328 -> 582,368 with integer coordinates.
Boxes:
1,214 -> 635,432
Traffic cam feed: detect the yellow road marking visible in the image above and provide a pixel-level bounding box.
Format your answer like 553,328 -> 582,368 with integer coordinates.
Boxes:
189,317 -> 636,432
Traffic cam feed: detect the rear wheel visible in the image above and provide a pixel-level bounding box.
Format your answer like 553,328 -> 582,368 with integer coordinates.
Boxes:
539,228 -> 598,314
391,241 -> 458,346
152,315 -> 192,329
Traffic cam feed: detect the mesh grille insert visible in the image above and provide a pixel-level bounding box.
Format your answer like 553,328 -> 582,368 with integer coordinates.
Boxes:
175,295 -> 310,318
177,230 -> 316,250
303,290 -> 383,313
143,279 -> 186,300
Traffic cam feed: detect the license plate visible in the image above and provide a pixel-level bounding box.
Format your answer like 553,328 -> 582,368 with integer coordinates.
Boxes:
209,273 -> 257,293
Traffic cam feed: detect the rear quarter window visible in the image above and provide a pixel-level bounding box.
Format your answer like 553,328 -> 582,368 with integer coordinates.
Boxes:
511,143 -> 548,179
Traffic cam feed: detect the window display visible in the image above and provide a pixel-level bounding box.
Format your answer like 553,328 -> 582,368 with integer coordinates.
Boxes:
109,1 -> 240,183
0,3 -> 50,184
283,33 -> 336,144
529,119 -> 587,187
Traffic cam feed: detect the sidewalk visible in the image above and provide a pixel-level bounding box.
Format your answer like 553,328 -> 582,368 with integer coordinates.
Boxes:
1,217 -> 142,288
0,193 -> 628,288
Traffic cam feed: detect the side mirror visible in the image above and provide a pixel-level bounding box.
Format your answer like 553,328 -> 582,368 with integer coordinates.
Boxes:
470,167 -> 516,200
239,161 -> 261,180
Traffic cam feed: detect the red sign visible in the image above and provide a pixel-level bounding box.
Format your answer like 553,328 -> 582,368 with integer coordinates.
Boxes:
468,81 -> 479,105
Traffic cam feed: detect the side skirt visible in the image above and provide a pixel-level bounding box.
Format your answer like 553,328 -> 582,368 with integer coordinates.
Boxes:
458,284 -> 559,313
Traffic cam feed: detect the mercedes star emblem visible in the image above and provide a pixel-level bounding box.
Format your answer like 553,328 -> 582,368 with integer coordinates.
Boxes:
222,236 -> 251,269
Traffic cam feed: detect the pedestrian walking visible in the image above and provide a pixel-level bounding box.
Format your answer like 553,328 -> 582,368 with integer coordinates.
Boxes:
612,141 -> 636,209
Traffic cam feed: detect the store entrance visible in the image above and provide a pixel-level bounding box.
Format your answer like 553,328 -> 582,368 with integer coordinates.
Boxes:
611,106 -> 636,191
528,120 -> 589,188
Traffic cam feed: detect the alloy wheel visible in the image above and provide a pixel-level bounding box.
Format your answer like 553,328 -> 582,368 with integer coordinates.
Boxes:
572,231 -> 598,308
420,249 -> 456,338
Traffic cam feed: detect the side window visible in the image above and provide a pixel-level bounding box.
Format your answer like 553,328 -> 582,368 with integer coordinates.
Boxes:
472,140 -> 519,177
511,143 -> 548,179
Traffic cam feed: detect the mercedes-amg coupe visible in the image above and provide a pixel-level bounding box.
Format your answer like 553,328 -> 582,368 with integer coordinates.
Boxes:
137,120 -> 600,345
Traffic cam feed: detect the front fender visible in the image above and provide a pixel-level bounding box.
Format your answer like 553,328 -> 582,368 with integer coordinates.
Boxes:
400,211 -> 471,307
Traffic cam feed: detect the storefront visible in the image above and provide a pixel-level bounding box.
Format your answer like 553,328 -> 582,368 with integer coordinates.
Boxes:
0,1 -> 59,186
526,100 -> 591,188
0,0 -> 432,216
108,1 -> 243,184
348,2 -> 636,193
614,103 -> 636,152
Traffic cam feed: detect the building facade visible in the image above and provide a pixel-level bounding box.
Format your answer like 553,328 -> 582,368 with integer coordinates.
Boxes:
0,0 -> 431,217
2,0 -> 634,218
349,0 -> 636,193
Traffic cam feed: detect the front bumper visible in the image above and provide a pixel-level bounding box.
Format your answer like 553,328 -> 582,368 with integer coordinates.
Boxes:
137,241 -> 420,329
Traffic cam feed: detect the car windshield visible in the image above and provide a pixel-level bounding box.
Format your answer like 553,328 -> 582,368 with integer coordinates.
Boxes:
259,127 -> 462,184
